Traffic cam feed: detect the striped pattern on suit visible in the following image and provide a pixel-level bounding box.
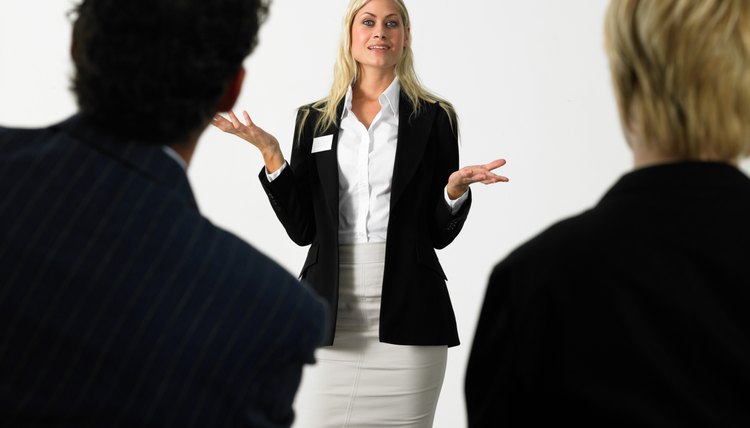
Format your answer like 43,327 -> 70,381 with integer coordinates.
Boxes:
0,115 -> 329,427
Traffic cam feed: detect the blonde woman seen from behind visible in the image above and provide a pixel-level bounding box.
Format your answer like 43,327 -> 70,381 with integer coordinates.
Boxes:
466,0 -> 750,426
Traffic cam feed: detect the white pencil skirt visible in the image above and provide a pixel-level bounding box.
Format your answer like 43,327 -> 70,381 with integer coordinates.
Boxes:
293,242 -> 448,428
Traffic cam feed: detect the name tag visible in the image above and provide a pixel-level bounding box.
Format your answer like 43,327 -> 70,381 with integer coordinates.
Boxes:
311,134 -> 333,153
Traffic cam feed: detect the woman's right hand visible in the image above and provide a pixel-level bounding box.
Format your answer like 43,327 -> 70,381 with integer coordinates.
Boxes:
212,110 -> 286,173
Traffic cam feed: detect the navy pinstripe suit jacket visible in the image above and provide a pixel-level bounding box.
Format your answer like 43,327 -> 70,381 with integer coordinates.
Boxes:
0,115 -> 329,427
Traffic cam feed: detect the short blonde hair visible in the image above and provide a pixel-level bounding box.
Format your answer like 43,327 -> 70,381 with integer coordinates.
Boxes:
605,0 -> 750,160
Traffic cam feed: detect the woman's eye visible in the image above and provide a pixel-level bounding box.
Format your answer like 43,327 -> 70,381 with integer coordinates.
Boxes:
386,20 -> 399,28
363,19 -> 374,26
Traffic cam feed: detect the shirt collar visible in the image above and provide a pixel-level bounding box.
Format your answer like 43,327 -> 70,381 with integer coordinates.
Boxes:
342,77 -> 401,119
161,145 -> 188,171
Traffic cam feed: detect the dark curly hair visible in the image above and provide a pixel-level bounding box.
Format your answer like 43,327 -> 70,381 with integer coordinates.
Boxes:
70,0 -> 269,144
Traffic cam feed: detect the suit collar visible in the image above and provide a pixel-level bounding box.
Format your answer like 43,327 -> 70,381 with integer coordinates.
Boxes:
313,108 -> 343,222
56,114 -> 199,210
601,161 -> 750,204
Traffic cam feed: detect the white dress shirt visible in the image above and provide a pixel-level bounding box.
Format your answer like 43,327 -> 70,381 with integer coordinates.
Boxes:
336,78 -> 400,243
267,78 -> 467,244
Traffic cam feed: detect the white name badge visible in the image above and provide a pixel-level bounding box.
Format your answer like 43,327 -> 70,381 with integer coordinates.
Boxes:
311,134 -> 333,153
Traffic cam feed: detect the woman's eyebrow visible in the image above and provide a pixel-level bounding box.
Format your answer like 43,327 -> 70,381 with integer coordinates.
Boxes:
360,12 -> 399,18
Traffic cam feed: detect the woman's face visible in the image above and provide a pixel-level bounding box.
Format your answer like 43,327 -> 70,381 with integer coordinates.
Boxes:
350,0 -> 409,75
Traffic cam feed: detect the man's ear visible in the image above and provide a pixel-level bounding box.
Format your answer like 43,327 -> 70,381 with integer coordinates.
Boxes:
216,66 -> 246,112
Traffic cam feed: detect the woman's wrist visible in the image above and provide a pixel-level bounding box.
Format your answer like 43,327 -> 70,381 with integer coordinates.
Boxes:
262,147 -> 285,173
446,185 -> 467,200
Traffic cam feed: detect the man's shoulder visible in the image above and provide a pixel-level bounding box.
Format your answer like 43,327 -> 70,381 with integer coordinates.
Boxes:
142,193 -> 327,319
185,221 -> 329,344
0,119 -> 328,349
0,123 -> 62,153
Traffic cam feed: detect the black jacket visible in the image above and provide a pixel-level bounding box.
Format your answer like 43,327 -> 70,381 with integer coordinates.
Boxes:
0,116 -> 328,427
466,161 -> 750,427
260,94 -> 471,346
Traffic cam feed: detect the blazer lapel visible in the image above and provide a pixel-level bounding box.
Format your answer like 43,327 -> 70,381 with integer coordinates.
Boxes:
315,102 -> 345,223
390,94 -> 437,208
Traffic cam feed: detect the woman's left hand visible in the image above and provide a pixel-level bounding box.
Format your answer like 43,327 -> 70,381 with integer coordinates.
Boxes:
446,159 -> 509,200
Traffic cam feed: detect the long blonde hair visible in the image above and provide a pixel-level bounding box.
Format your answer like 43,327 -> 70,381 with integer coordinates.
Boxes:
299,0 -> 457,139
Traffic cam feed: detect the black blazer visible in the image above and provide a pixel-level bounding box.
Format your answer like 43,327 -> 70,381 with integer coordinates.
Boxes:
465,162 -> 750,427
0,116 -> 328,427
260,94 -> 471,347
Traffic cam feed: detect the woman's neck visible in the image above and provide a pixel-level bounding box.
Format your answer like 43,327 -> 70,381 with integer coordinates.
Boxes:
354,69 -> 396,101
628,133 -> 739,169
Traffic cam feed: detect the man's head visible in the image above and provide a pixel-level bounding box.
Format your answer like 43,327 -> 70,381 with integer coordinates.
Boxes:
71,0 -> 268,144
605,0 -> 750,162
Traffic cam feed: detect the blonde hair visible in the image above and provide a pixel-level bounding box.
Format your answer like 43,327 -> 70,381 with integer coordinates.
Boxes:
604,0 -> 750,160
299,0 -> 456,139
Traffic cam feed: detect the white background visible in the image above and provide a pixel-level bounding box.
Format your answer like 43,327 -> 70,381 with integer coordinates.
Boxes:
3,1 -> 749,426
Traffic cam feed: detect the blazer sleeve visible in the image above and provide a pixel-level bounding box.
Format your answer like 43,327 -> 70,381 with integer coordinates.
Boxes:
258,108 -> 316,246
431,107 -> 472,249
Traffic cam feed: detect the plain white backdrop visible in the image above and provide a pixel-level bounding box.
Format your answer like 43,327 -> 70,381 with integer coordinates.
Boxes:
3,1 -> 749,426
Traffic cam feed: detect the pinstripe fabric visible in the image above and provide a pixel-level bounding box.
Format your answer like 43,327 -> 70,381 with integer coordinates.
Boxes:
0,115 -> 329,427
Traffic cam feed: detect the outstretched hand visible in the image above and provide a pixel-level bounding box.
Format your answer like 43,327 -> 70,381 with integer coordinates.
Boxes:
211,110 -> 285,172
446,159 -> 509,200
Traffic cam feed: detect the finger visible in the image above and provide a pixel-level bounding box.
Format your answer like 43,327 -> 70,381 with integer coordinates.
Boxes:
482,172 -> 509,182
462,167 -> 491,179
464,173 -> 489,184
461,168 -> 480,178
228,111 -> 242,129
465,170 -> 509,185
211,114 -> 232,130
243,111 -> 254,127
482,158 -> 507,171
481,176 -> 509,184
